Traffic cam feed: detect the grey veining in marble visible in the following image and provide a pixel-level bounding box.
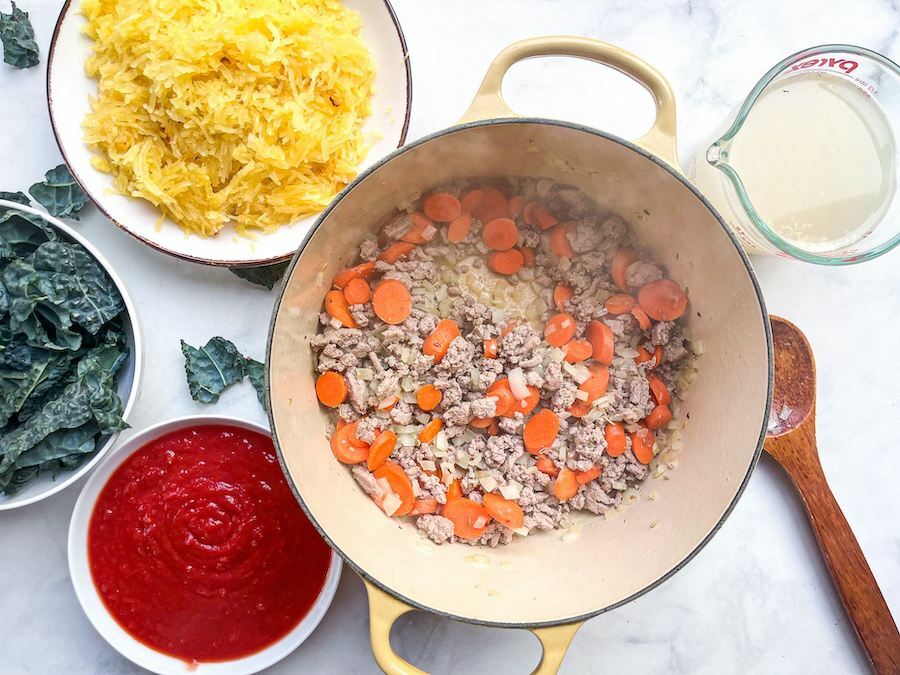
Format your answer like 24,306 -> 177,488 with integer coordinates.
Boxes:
1,1 -> 897,673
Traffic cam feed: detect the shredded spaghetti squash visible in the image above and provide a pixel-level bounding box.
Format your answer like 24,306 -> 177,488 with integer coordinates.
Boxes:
81,0 -> 376,237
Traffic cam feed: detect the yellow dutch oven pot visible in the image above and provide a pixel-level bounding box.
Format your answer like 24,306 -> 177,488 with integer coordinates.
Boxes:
267,37 -> 772,674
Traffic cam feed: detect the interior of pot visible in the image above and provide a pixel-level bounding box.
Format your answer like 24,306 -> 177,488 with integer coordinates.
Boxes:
268,120 -> 771,626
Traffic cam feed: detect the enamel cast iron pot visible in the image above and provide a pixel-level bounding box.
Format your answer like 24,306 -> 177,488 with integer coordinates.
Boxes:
267,37 -> 773,674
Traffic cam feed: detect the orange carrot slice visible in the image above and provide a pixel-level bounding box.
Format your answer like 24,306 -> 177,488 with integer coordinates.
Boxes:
423,319 -> 460,363
553,284 -> 573,311
605,422 -> 627,457
611,248 -> 638,290
604,293 -> 635,315
508,194 -> 525,218
482,493 -> 524,529
646,404 -> 673,430
587,320 -> 614,365
367,430 -> 398,471
519,246 -> 535,267
576,466 -> 602,484
410,498 -> 438,515
401,211 -> 437,245
333,261 -> 375,289
378,241 -> 417,264
472,187 -> 509,223
372,279 -> 412,324
343,277 -> 371,305
331,421 -> 369,464
630,428 -> 655,464
482,217 -> 519,251
523,408 -> 560,453
535,455 -> 559,477
486,378 -> 515,417
487,249 -> 524,275
544,312 -> 576,347
416,384 -> 442,411
423,192 -> 462,222
447,213 -> 472,243
549,223 -> 575,258
562,339 -> 593,363
442,497 -> 492,539
325,290 -> 358,328
315,371 -> 347,407
632,306 -> 651,331
510,386 -> 540,417
553,467 -> 579,502
373,461 -> 415,515
418,418 -> 443,443
460,189 -> 484,214
483,339 -> 498,359
638,279 -> 688,321
533,204 -> 559,231
446,478 -> 463,502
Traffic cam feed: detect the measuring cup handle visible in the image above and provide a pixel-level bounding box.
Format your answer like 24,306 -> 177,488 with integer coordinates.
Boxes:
459,36 -> 680,170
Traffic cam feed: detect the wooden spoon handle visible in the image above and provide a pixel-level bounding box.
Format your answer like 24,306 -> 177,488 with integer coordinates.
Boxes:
769,432 -> 900,674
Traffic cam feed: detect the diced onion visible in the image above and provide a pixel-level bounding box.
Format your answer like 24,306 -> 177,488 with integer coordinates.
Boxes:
477,470 -> 498,493
382,493 -> 401,516
415,412 -> 431,425
375,477 -> 391,498
562,361 -> 590,384
508,367 -> 529,400
440,462 -> 457,484
419,459 -> 437,472
693,339 -> 705,355
400,376 -> 415,391
611,480 -> 628,491
574,389 -> 588,401
499,480 -> 522,500
435,430 -> 449,451
421,224 -> 438,241
393,424 -> 419,434
356,368 -> 374,381
512,526 -> 530,536
398,435 -> 417,447
473,515 -> 489,529
548,347 -> 566,363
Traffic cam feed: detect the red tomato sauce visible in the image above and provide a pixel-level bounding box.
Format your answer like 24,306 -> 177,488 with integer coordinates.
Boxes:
88,424 -> 331,663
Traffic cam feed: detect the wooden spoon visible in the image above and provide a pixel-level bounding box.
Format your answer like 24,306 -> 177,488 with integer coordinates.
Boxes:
765,315 -> 900,674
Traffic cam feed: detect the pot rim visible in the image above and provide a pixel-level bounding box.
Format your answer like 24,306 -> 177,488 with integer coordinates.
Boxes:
266,116 -> 774,628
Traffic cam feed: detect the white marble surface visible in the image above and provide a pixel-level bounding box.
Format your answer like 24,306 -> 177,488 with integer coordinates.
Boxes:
1,1 -> 898,673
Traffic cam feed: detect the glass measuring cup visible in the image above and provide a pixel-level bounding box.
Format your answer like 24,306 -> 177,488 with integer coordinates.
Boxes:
690,45 -> 900,264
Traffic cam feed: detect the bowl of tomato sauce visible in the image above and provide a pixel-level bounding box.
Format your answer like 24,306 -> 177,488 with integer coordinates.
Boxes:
67,415 -> 341,675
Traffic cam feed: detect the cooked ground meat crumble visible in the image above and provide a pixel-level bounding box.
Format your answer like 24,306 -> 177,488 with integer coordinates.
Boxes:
313,177 -> 697,547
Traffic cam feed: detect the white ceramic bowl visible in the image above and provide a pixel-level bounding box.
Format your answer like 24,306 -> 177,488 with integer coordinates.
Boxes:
68,415 -> 342,675
0,200 -> 143,510
46,0 -> 412,267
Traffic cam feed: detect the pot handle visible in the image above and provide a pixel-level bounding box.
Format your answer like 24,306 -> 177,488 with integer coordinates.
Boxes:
364,579 -> 583,674
459,36 -> 680,170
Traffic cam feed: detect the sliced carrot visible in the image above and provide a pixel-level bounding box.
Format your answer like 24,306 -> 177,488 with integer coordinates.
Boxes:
562,339 -> 593,363
576,465 -> 602,484
315,371 -> 347,407
579,364 -> 610,401
418,418 -> 443,443
410,498 -> 438,515
553,284 -> 573,311
630,428 -> 655,464
447,213 -> 472,243
446,478 -> 463,502
460,189 -> 484,214
336,418 -> 368,448
486,378 -> 515,417
534,205 -> 559,231
333,261 -> 375,289
508,194 -> 525,217
535,455 -> 559,477
605,422 -> 627,457
646,404 -> 673,431
372,279 -> 412,324
423,319 -> 460,363
553,467 -> 579,502
604,293 -> 635,315
635,346 -> 652,365
442,497 -> 492,539
519,247 -> 535,267
587,320 -> 614,365
373,461 -> 415,516
482,493 -> 524,529
523,408 -> 560,453
401,211 -> 437,245
482,217 -> 519,251
544,312 -> 576,347
331,421 -> 369,464
648,375 -> 670,406
510,386 -> 540,417
378,241 -> 417,264
632,306 -> 651,331
487,418 -> 500,435
568,399 -> 591,418
423,192 -> 462,222
638,279 -> 688,321
376,395 -> 399,411
469,416 -> 494,429
367,430 -> 398,471
549,222 -> 575,258
325,290 -> 358,328
611,248 -> 638,290
487,249 -> 524,275
343,277 -> 371,305
416,384 -> 442,411
654,345 -> 664,366
472,187 -> 509,223
483,339 -> 498,359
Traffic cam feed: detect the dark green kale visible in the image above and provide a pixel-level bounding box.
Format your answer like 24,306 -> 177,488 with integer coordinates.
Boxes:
0,3 -> 38,69
244,357 -> 266,410
229,260 -> 289,290
181,337 -> 266,409
29,165 -> 88,219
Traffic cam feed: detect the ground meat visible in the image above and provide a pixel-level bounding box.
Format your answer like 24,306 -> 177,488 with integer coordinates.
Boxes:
475,358 -> 504,390
351,465 -> 382,498
434,378 -> 463,408
443,403 -> 471,427
355,416 -> 379,444
663,325 -> 690,362
625,259 -> 663,288
483,434 -> 522,469
568,218 -> 604,253
583,480 -> 614,514
568,422 -> 606,470
499,324 -> 542,365
345,371 -> 370,413
390,401 -> 414,425
542,361 -> 564,391
651,321 -> 674,346
436,336 -> 476,375
417,515 -> 454,544
470,396 -> 497,419
359,237 -> 379,260
551,380 -> 578,412
498,415 -> 524,434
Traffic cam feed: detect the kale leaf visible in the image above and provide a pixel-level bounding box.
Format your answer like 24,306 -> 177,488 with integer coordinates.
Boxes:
244,357 -> 267,410
0,3 -> 38,69
229,261 -> 289,290
29,165 -> 88,219
181,337 -> 247,404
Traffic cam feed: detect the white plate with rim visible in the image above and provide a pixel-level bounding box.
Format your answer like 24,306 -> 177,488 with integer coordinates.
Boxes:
46,0 -> 412,267
0,199 -> 143,510
68,415 -> 343,675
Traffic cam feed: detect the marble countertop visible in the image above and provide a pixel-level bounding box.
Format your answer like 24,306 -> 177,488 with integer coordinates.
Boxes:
1,1 -> 898,673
